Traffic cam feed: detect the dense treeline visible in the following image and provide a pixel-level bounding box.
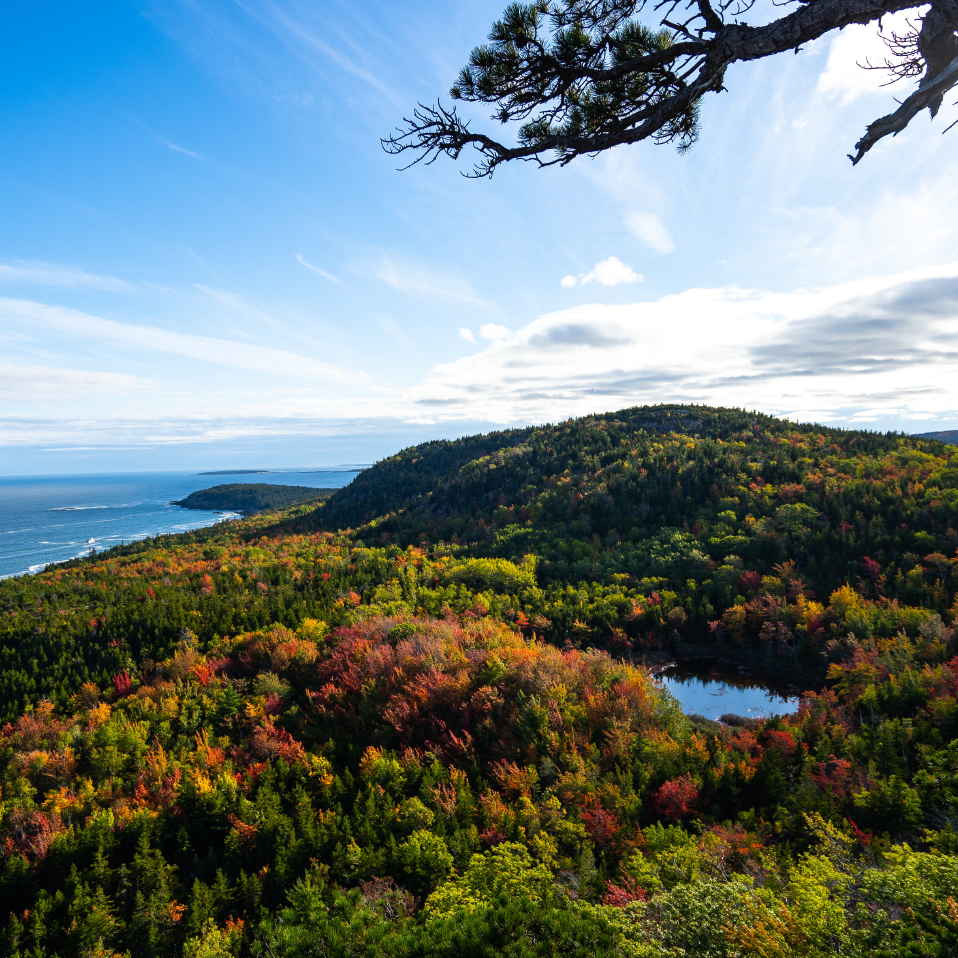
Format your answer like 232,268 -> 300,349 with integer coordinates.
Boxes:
1,405 -> 957,956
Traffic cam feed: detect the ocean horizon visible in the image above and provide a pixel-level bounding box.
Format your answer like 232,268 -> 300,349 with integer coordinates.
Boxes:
0,468 -> 361,579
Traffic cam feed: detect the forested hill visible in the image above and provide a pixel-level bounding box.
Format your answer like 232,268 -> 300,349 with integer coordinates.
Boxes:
305,406 -> 715,532
300,404 -> 957,614
173,483 -> 335,515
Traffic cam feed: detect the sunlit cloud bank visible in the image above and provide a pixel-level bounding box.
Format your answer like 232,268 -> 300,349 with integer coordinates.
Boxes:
407,264 -> 958,426
3,266 -> 957,455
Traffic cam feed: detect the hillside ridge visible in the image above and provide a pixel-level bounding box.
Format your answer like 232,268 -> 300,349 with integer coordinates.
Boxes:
287,405 -> 956,630
310,404 -> 950,537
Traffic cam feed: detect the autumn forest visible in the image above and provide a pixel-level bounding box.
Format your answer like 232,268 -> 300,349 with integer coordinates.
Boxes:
3,404 -> 958,957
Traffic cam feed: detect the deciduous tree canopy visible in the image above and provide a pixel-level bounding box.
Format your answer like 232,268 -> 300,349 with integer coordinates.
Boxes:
382,0 -> 958,174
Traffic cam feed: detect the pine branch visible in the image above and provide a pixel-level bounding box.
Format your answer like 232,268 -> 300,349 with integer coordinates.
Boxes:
383,0 -> 957,175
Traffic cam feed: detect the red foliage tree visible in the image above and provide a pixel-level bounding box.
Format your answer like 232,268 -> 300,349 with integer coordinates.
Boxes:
737,571 -> 763,593
860,556 -> 883,585
602,876 -> 647,907
811,756 -> 853,798
649,774 -> 699,821
581,805 -> 618,847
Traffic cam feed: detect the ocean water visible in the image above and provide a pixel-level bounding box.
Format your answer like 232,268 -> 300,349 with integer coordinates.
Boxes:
0,469 -> 361,579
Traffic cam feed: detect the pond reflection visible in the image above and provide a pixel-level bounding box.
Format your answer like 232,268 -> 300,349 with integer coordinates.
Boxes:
655,660 -> 799,720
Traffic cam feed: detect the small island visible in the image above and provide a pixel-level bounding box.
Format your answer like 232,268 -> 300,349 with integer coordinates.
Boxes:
197,469 -> 271,475
172,483 -> 336,515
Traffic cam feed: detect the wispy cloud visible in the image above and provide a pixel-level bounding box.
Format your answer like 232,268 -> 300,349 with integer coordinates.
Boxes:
375,257 -> 488,304
259,4 -> 403,106
577,151 -> 677,254
459,327 -> 476,343
0,260 -> 136,293
145,0 -> 406,115
0,363 -> 148,400
135,118 -> 208,160
297,254 -> 344,287
160,138 -> 204,159
374,314 -> 407,344
624,211 -> 675,254
192,284 -> 276,321
0,297 -> 357,383
561,256 -> 643,288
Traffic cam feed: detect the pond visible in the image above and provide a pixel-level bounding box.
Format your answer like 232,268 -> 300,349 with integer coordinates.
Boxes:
655,659 -> 800,720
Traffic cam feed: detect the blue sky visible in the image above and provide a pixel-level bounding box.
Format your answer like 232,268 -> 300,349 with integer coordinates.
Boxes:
2,0 -> 957,474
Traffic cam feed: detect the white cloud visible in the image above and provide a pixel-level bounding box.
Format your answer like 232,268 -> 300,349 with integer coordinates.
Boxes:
817,11 -> 925,104
479,323 -> 513,341
624,211 -> 676,254
0,261 -> 135,293
0,297 -> 356,383
779,409 -> 844,423
562,256 -> 643,289
0,363 -> 148,400
297,254 -> 344,286
583,257 -> 642,286
375,257 -> 487,304
851,407 -> 902,419
406,263 -> 958,425
459,327 -> 476,343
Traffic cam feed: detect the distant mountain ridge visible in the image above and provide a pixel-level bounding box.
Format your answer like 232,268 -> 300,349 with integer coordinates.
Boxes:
919,429 -> 958,446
